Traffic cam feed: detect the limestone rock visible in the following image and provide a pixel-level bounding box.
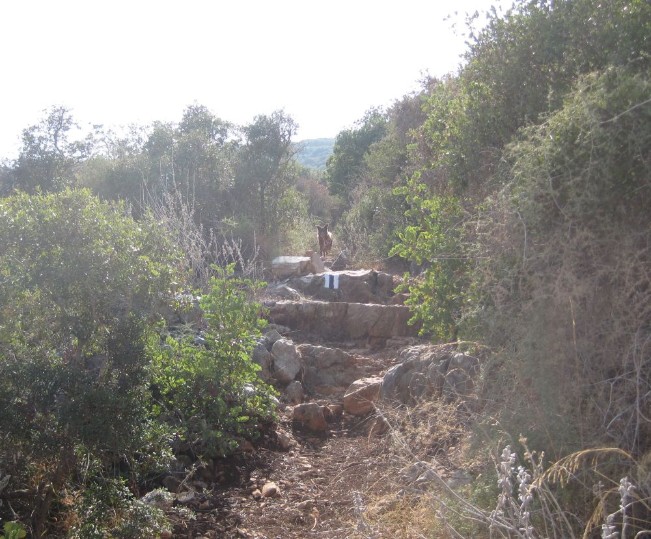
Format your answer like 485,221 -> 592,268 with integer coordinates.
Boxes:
285,380 -> 304,404
292,402 -> 328,432
271,338 -> 302,383
261,481 -> 280,497
307,250 -> 325,273
380,345 -> 480,404
325,403 -> 343,419
267,300 -> 419,342
343,376 -> 382,416
330,250 -> 348,271
282,269 -> 397,304
271,256 -> 313,279
263,329 -> 284,349
265,284 -> 303,300
275,428 -> 297,450
298,344 -> 364,391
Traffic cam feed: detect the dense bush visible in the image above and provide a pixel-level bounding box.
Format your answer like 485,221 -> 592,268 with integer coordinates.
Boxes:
151,267 -> 277,458
383,2 -> 651,531
0,189 -> 181,535
390,186 -> 467,340
0,189 -> 278,536
470,67 -> 651,456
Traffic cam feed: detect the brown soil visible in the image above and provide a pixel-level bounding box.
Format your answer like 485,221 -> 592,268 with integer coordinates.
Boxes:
165,345 -> 409,539
167,417 -> 396,538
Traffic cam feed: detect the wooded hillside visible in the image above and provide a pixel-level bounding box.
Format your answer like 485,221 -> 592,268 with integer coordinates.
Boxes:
0,0 -> 649,536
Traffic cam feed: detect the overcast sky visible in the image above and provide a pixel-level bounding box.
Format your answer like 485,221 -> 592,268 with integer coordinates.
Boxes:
0,0 -> 504,159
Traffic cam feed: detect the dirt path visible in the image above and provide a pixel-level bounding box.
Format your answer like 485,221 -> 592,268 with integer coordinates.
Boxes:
167,345 -> 403,539
164,267 -> 436,538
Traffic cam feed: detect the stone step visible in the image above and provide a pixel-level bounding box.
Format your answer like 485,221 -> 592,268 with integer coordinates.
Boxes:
264,269 -> 406,305
265,299 -> 421,344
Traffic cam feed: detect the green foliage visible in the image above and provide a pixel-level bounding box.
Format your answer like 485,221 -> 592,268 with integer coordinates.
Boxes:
390,182 -> 466,340
415,0 -> 651,195
339,185 -> 404,266
235,110 -> 299,242
0,522 -> 27,539
334,91 -> 427,264
69,478 -> 169,539
325,108 -> 387,200
152,267 -> 277,457
11,106 -> 93,193
0,189 -> 181,535
0,189 -> 178,352
388,0 -> 650,471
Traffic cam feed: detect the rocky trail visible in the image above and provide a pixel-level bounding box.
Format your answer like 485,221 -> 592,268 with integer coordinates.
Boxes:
164,261 -> 481,538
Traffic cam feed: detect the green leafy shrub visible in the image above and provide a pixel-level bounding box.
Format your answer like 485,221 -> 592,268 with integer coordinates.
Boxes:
152,267 -> 277,458
68,478 -> 170,539
0,189 -> 181,535
390,184 -> 467,340
0,522 -> 27,539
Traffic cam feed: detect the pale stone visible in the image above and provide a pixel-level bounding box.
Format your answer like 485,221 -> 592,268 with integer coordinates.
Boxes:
261,481 -> 279,497
343,376 -> 382,416
271,256 -> 312,279
271,338 -> 302,382
285,380 -> 304,404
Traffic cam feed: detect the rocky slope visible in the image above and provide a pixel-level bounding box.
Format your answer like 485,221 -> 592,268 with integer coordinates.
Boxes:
163,266 -> 481,538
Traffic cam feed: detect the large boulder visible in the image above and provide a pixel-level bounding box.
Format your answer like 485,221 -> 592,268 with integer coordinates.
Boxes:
380,345 -> 479,404
298,344 -> 364,391
292,403 -> 328,432
442,352 -> 480,400
344,303 -> 414,339
271,256 -> 314,279
281,269 -> 398,304
285,380 -> 304,404
343,376 -> 383,416
271,338 -> 302,382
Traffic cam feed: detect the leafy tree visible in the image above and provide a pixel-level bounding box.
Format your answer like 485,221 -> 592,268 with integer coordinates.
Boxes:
447,0 -> 651,192
339,91 -> 428,263
11,106 -> 93,193
144,120 -> 177,198
173,104 -> 234,225
234,110 -> 298,252
325,108 -> 387,201
80,125 -> 151,211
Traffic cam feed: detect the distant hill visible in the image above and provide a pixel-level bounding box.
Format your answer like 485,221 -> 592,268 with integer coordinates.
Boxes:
294,138 -> 335,170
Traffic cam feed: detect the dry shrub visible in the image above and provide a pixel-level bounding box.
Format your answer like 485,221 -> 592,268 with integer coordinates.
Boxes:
356,398 -> 484,538
467,67 -> 651,459
149,190 -> 263,288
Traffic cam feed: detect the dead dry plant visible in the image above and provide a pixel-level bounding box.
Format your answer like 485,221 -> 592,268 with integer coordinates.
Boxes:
148,190 -> 263,289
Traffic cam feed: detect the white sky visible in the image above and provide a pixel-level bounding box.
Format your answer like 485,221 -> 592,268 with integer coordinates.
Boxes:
0,0 -> 504,160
